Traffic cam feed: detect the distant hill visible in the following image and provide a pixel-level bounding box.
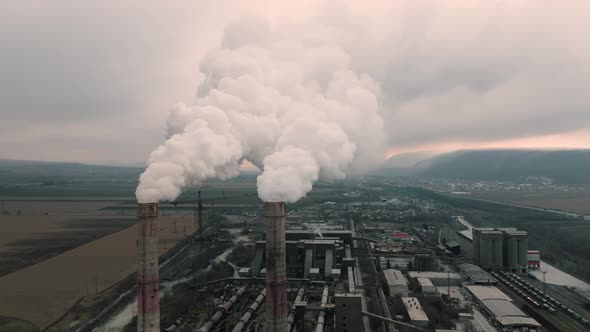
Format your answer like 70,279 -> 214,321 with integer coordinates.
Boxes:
383,151 -> 440,168
413,149 -> 590,184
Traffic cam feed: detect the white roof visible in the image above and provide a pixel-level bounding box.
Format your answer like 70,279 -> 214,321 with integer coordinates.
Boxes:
417,277 -> 434,288
496,316 -> 541,327
402,297 -> 429,322
408,271 -> 463,279
466,285 -> 512,301
383,269 -> 408,286
482,299 -> 526,317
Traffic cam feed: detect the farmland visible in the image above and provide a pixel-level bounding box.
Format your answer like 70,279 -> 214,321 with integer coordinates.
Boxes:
0,212 -> 193,329
0,160 -> 262,330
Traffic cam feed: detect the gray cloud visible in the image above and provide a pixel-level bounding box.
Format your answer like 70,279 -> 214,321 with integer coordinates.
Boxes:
1,0 -> 589,163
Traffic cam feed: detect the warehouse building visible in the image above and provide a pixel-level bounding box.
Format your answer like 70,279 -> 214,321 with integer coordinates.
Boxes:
383,269 -> 409,297
458,263 -> 497,284
402,297 -> 430,328
417,277 -> 436,295
407,271 -> 464,286
466,285 -> 541,331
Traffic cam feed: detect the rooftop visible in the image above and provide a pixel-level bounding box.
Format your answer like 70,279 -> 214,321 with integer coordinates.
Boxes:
402,297 -> 429,322
417,277 -> 434,288
482,299 -> 526,317
383,269 -> 408,286
408,271 -> 463,280
465,285 -> 512,301
458,263 -> 496,284
496,316 -> 542,327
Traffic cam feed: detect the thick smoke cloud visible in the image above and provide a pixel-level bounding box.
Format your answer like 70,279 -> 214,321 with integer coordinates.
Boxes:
2,1 -> 590,164
136,16 -> 385,203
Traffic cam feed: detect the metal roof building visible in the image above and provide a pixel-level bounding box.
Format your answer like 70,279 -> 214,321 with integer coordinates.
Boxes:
458,263 -> 497,284
402,297 -> 429,328
466,285 -> 541,330
417,277 -> 436,295
407,271 -> 464,286
383,269 -> 408,297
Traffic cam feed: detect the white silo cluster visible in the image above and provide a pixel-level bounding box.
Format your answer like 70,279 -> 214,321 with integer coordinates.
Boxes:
473,227 -> 528,273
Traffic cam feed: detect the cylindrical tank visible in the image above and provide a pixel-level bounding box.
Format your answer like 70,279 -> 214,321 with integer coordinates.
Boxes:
287,287 -> 305,331
518,236 -> 529,272
314,286 -> 329,332
137,203 -> 160,332
493,235 -> 503,269
264,202 -> 288,332
198,286 -> 247,332
232,288 -> 266,332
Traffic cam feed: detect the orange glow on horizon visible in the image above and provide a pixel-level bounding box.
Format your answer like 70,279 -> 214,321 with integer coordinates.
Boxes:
385,129 -> 590,159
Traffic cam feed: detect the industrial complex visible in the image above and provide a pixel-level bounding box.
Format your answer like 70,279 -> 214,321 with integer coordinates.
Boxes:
91,192 -> 590,332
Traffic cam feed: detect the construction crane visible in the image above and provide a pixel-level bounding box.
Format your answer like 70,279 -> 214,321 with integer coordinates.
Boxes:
171,191 -> 259,238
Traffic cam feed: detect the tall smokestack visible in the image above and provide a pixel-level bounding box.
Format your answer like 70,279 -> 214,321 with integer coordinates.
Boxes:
137,203 -> 160,332
264,202 -> 287,331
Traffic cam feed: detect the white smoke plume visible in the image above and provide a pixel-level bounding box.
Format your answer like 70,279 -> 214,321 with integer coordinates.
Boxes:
136,15 -> 385,203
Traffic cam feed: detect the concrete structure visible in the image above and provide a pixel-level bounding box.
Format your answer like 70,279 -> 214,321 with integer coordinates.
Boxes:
383,269 -> 408,297
413,254 -> 434,271
379,257 -> 412,270
335,293 -> 363,332
251,237 -> 343,279
417,278 -> 436,295
264,202 -> 287,332
466,285 -> 541,330
458,264 -> 496,284
473,227 -> 529,272
504,230 -> 528,273
478,230 -> 504,270
407,272 -> 464,286
238,267 -> 251,277
137,203 -> 160,332
472,227 -> 493,266
401,297 -> 429,328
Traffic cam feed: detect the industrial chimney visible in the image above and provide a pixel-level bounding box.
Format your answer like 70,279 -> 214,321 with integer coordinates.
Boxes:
137,203 -> 160,332
264,202 -> 288,331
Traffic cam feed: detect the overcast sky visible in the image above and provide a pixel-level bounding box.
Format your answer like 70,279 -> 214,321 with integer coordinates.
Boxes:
1,0 -> 589,164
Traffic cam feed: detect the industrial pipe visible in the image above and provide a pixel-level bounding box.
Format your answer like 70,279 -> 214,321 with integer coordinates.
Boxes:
231,288 -> 266,332
198,286 -> 247,332
287,287 -> 305,331
314,286 -> 329,332
264,202 -> 288,332
137,203 -> 160,332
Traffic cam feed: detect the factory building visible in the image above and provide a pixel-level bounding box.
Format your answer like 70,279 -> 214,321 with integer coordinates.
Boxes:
413,254 -> 435,271
473,227 -> 529,272
334,293 -> 363,332
417,277 -> 436,295
407,271 -> 464,286
466,285 -> 541,331
402,297 -> 430,329
250,236 -> 345,279
383,269 -> 409,297
458,264 -> 497,284
379,256 -> 412,271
